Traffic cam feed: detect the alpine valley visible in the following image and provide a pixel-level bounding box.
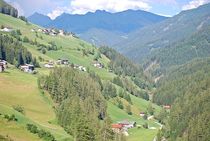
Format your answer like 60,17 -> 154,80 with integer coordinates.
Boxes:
0,0 -> 210,141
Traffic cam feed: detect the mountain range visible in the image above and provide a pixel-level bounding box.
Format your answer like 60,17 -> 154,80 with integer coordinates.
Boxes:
28,10 -> 167,46
28,10 -> 167,34
116,3 -> 210,62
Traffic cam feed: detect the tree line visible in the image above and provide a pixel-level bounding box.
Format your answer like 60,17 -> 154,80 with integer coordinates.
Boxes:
0,0 -> 18,18
0,33 -> 38,67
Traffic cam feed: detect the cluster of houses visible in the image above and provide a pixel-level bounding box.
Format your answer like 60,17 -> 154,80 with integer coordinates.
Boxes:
31,28 -> 74,37
93,61 -> 104,69
112,120 -> 136,135
37,58 -> 103,72
139,112 -> 155,120
43,59 -> 87,72
0,59 -> 36,74
0,60 -> 7,72
44,59 -> 69,69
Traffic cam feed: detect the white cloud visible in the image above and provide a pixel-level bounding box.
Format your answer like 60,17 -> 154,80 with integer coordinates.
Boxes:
47,8 -> 65,19
47,0 -> 151,19
182,0 -> 210,10
70,0 -> 151,14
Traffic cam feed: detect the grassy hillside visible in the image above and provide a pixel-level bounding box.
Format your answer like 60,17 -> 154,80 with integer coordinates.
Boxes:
0,68 -> 72,141
0,13 -> 161,141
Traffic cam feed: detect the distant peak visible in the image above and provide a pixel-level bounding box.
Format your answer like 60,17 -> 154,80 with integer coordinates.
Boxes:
33,12 -> 43,16
95,10 -> 107,13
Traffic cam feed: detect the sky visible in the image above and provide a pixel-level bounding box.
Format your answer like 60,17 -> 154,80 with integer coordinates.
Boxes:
5,0 -> 210,19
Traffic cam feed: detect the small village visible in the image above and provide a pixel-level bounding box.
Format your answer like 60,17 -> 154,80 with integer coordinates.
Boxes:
31,28 -> 77,38
0,58 -> 105,74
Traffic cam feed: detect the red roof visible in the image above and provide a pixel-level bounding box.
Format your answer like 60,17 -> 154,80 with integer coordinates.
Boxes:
112,124 -> 123,129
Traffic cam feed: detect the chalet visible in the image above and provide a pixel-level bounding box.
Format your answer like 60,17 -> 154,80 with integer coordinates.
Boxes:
163,105 -> 171,110
59,30 -> 65,36
50,32 -> 56,36
73,64 -> 79,69
0,60 -> 7,68
140,112 -> 145,117
73,64 -> 86,72
118,120 -> 136,129
20,64 -> 34,73
44,63 -> 54,68
37,28 -> 42,32
93,61 -> 104,69
0,27 -> 13,32
79,66 -> 86,72
56,59 -> 69,65
42,29 -> 50,34
112,124 -> 124,133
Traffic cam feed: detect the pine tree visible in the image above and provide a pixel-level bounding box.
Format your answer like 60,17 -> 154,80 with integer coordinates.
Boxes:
147,102 -> 154,115
101,116 -> 115,141
126,104 -> 132,115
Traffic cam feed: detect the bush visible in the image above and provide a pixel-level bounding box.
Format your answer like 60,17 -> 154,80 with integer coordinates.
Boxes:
143,123 -> 148,129
126,105 -> 132,115
143,114 -> 148,120
19,16 -> 28,22
23,36 -> 29,42
16,30 -> 22,35
117,99 -> 124,109
42,48 -> 46,54
4,114 -> 18,122
26,123 -> 56,141
27,124 -> 39,134
13,105 -> 25,114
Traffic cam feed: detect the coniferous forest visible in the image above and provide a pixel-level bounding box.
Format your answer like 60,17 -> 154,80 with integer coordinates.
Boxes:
0,0 -> 18,18
0,34 -> 36,67
154,58 -> 210,141
38,67 -> 126,141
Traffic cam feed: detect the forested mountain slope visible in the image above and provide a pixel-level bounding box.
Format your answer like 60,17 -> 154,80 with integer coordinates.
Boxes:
116,3 -> 210,63
154,58 -> 210,141
144,25 -> 210,77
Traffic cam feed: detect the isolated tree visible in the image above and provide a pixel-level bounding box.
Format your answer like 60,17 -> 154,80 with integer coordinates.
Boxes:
126,104 -> 132,115
147,102 -> 154,115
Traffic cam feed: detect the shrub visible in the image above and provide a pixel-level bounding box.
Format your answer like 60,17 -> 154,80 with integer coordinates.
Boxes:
4,114 -> 18,122
26,123 -> 56,141
23,36 -> 29,42
143,123 -> 148,129
13,105 -> 25,114
42,48 -> 46,54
